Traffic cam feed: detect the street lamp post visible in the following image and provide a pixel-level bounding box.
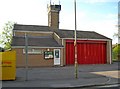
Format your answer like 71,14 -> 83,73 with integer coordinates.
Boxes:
74,0 -> 78,79
25,33 -> 28,81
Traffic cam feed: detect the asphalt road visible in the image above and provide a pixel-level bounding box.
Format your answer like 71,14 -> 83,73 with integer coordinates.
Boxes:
1,84 -> 120,89
80,84 -> 120,89
1,62 -> 120,88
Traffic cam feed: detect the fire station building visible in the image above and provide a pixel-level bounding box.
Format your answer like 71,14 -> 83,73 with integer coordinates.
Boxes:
12,4 -> 112,67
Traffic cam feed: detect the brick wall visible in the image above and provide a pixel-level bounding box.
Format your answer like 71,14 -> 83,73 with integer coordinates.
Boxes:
50,12 -> 59,30
12,48 -> 64,67
12,48 -> 54,67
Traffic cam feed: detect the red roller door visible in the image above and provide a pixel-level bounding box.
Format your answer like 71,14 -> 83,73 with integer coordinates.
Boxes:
66,40 -> 107,65
66,42 -> 75,65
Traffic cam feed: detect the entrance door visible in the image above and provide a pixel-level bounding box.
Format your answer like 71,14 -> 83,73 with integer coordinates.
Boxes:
54,49 -> 60,65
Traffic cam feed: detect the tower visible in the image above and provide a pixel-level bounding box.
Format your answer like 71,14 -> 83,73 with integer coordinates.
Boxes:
48,4 -> 61,30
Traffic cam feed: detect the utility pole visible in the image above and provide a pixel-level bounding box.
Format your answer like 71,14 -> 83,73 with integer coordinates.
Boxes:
74,0 -> 78,79
25,33 -> 28,81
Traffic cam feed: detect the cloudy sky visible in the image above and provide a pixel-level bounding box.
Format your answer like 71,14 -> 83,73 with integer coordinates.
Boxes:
0,0 -> 119,44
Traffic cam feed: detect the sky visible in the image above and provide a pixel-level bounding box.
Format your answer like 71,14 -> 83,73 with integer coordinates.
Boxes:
0,0 -> 119,44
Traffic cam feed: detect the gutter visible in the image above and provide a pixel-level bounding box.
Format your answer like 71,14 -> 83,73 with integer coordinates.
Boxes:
14,30 -> 53,34
12,46 -> 64,49
61,38 -> 112,41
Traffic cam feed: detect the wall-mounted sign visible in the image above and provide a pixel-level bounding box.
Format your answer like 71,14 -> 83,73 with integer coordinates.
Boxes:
44,51 -> 53,59
23,49 -> 43,54
0,61 -> 12,67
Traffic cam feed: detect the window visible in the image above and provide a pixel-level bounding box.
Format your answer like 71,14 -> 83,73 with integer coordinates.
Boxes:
44,51 -> 54,59
23,48 -> 43,54
55,50 -> 59,58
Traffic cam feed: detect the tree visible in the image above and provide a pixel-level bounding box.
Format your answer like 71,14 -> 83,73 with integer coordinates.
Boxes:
113,44 -> 120,61
113,25 -> 120,43
0,47 -> 4,52
0,21 -> 14,50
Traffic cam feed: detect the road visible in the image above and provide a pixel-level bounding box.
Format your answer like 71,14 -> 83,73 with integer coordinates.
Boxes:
1,62 -> 120,89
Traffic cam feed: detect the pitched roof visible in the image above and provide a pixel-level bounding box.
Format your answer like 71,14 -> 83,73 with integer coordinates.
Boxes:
55,29 -> 111,39
13,24 -> 111,39
13,24 -> 52,32
12,36 -> 63,48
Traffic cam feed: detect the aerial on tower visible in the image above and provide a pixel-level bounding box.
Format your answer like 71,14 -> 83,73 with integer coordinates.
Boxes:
48,0 -> 60,5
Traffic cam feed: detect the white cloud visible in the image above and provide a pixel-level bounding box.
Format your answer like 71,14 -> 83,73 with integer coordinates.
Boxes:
60,8 -> 117,43
60,10 -> 87,30
106,14 -> 117,19
0,0 -> 48,34
0,0 -> 118,44
81,19 -> 118,43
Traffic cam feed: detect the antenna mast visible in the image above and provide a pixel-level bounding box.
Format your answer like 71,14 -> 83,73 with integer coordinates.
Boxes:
59,0 -> 60,5
50,0 -> 51,5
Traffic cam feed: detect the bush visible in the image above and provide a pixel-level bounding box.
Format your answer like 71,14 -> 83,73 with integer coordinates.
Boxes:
112,44 -> 120,61
0,47 -> 4,52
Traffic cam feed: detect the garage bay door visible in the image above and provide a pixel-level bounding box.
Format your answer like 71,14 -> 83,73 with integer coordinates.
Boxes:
66,40 -> 107,65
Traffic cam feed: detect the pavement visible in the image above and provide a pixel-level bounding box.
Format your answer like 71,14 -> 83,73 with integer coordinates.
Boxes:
1,62 -> 120,88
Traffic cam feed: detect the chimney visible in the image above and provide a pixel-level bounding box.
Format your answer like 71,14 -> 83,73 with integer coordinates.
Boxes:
48,4 -> 61,30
